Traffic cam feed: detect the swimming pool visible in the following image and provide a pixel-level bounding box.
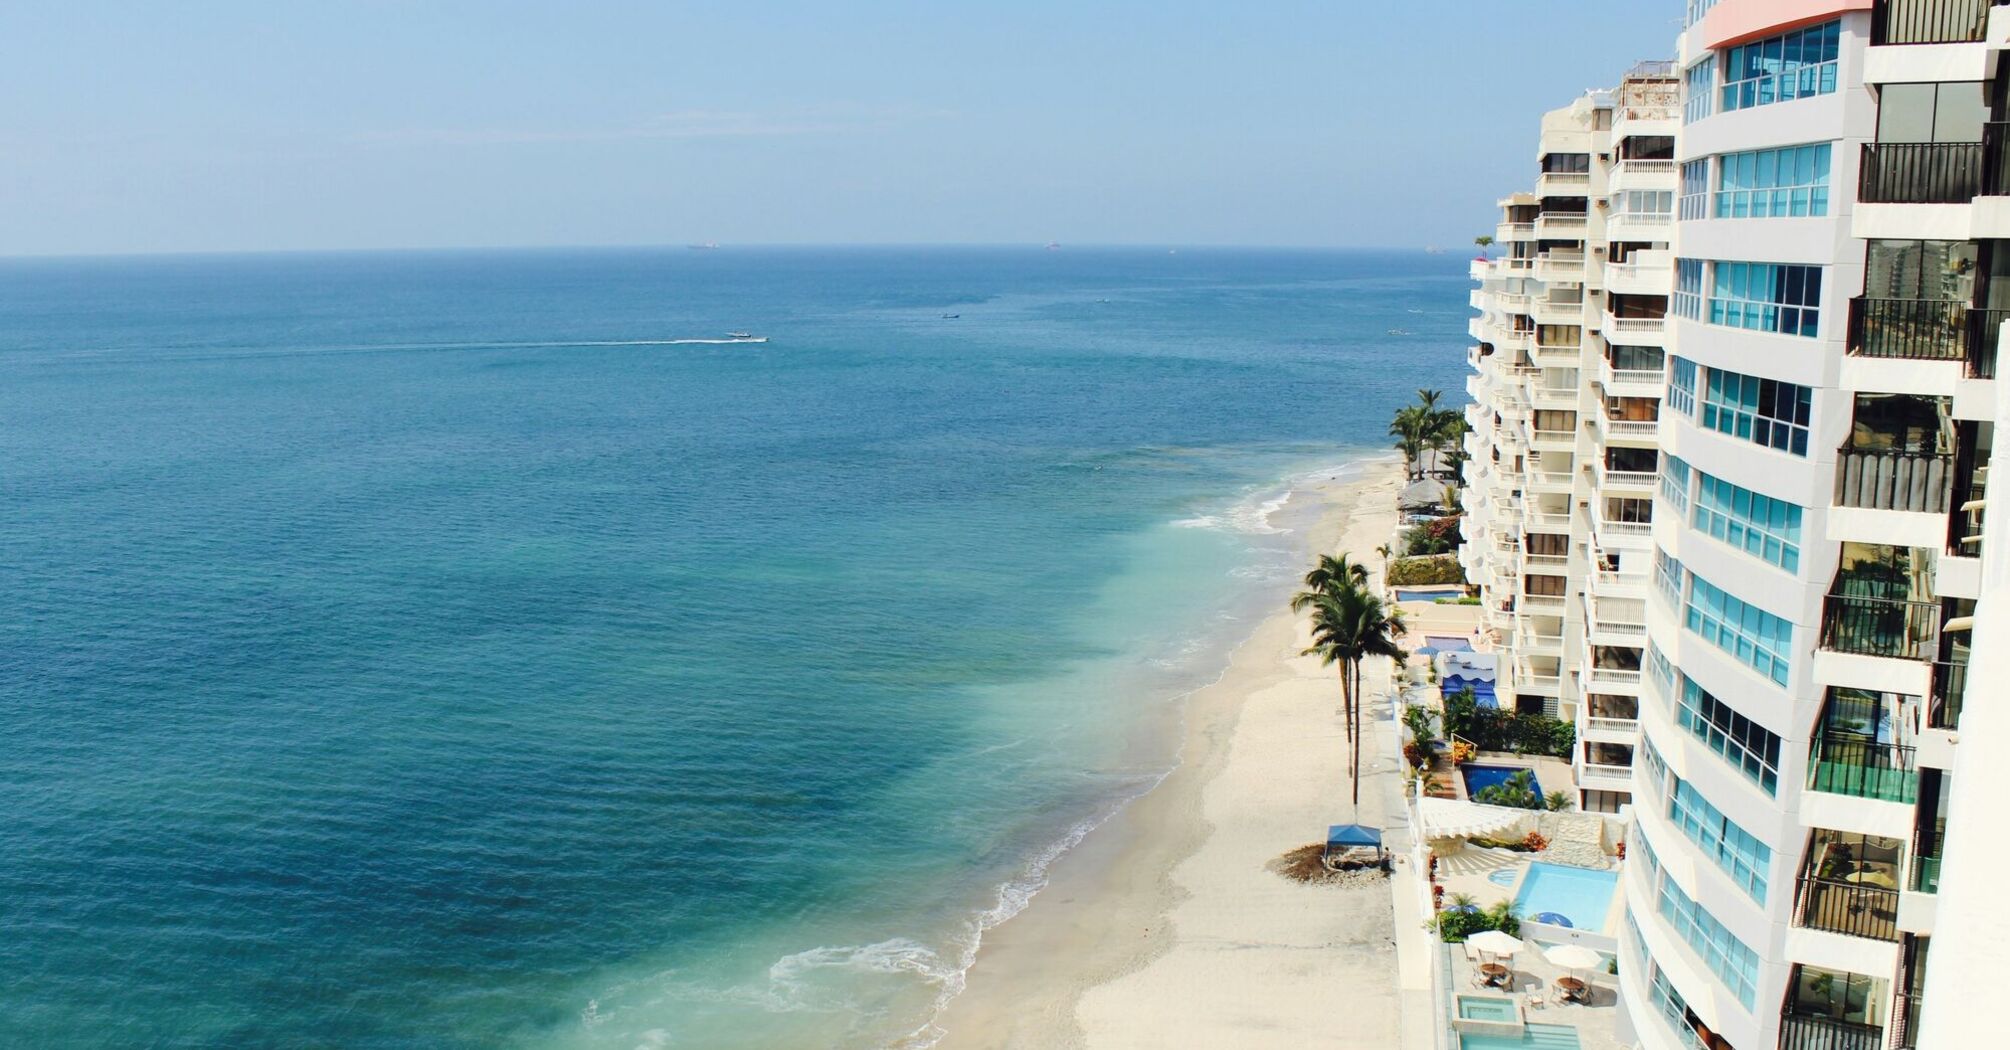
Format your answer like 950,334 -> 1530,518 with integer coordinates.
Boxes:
1455,995 -> 1518,1022
1459,1022 -> 1582,1049
1394,587 -> 1464,602
1513,863 -> 1619,932
1461,763 -> 1542,798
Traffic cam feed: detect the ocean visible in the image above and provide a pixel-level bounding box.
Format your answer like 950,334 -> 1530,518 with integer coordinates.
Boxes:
1,246 -> 1470,1048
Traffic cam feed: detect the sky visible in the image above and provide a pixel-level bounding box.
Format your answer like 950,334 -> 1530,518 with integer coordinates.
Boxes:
0,2 -> 1682,256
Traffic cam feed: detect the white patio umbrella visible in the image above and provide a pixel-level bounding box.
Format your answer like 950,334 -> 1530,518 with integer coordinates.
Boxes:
1468,930 -> 1525,958
1543,944 -> 1603,972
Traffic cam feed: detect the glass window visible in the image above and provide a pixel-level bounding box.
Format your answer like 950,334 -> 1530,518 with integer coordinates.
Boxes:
1876,82 -> 1988,143
1685,573 -> 1795,686
1668,356 -> 1697,417
1786,965 -> 1890,1028
1713,144 -> 1831,218
1662,455 -> 1692,516
1656,877 -> 1761,1008
1680,159 -> 1710,220
1863,239 -> 1978,302
1610,344 -> 1664,372
1701,367 -> 1812,455
1669,780 -> 1772,903
1673,259 -> 1704,320
1675,673 -> 1783,794
1708,261 -> 1822,337
1693,472 -> 1803,571
1721,21 -> 1840,113
1655,547 -> 1685,608
1685,57 -> 1715,124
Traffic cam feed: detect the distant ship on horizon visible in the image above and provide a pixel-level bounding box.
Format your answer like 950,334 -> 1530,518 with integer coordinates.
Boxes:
688,242 -> 720,250
1423,245 -> 1447,254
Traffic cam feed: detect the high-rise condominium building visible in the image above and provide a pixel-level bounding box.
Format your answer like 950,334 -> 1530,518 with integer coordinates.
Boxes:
1463,2 -> 2009,1048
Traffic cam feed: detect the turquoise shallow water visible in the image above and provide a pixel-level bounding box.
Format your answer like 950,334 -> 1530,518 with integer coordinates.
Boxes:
2,246 -> 1469,1048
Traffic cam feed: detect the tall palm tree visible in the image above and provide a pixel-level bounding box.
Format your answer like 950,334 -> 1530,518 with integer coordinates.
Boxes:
1295,553 -> 1369,598
1300,585 -> 1408,807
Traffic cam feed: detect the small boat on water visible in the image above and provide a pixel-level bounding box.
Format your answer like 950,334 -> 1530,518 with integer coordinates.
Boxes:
1387,328 -> 1412,335
688,242 -> 720,250
722,331 -> 768,343
941,313 -> 960,319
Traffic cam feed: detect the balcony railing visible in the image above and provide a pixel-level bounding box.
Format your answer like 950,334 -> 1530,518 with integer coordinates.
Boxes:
1969,305 -> 2008,377
1832,445 -> 1953,514
1821,593 -> 1940,661
1795,875 -> 1900,941
1871,0 -> 1995,44
1859,141 -> 1983,203
1585,716 -> 1640,734
1778,1013 -> 1885,1050
1847,297 -> 1967,361
1578,761 -> 1635,785
1929,658 -> 1968,729
1911,853 -> 1941,893
1808,734 -> 1919,803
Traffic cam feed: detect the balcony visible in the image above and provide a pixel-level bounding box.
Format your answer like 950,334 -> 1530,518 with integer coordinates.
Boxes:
1497,221 -> 1536,242
1576,760 -> 1635,789
1808,733 -> 1918,804
1871,0 -> 1996,44
1858,141 -> 1983,204
1533,250 -> 1586,284
1592,460 -> 1659,493
1608,158 -> 1677,193
1534,213 -> 1589,240
1820,593 -> 1940,661
1928,658 -> 1967,729
1847,297 -> 1968,362
1778,1014 -> 1885,1050
1537,171 -> 1592,195
1795,875 -> 1900,942
1832,445 -> 1953,514
1597,356 -> 1665,398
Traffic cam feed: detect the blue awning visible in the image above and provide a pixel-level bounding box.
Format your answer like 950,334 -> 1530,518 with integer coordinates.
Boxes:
1326,823 -> 1383,848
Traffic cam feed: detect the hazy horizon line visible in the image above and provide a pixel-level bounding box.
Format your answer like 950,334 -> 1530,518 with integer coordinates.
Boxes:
0,240 -> 1478,263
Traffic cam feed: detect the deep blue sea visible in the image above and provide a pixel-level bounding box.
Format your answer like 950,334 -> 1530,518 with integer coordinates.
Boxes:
1,246 -> 1469,1049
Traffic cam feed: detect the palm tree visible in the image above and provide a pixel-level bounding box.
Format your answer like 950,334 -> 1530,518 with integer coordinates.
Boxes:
1295,552 -> 1369,598
1300,585 -> 1408,807
1389,404 -> 1434,478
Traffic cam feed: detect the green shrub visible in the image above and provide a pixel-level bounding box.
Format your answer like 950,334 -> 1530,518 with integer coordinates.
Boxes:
1440,687 -> 1575,759
1387,555 -> 1465,586
1432,896 -> 1523,942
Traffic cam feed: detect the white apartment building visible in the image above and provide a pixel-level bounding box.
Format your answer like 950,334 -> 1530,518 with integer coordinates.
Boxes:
1465,2 -> 2008,1048
1464,64 -> 1682,817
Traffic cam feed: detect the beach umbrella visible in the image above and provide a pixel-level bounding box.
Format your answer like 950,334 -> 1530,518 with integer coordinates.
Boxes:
1543,944 -> 1602,973
1468,930 -> 1525,957
1531,911 -> 1574,928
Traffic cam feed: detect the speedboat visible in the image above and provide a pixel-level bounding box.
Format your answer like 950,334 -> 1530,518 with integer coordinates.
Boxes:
726,331 -> 752,339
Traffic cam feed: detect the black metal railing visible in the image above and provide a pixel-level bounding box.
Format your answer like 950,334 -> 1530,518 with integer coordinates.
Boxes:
1969,306 -> 2009,377
1833,446 -> 1954,514
1821,593 -> 1940,660
1795,875 -> 1901,941
1930,658 -> 1968,729
1873,0 -> 1996,44
1848,297 -> 1968,361
1808,734 -> 1919,803
1778,1013 -> 1886,1050
1890,989 -> 1921,1050
1860,141 -> 1984,203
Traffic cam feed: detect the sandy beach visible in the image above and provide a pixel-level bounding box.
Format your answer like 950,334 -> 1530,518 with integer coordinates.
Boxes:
931,460 -> 1409,1050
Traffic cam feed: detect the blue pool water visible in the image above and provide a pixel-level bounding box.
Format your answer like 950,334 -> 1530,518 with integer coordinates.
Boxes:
1487,868 -> 1519,886
1459,1022 -> 1583,1049
1461,763 -> 1542,798
1513,863 -> 1620,933
0,247 -> 1472,1048
1455,995 -> 1518,1022
1393,586 -> 1462,602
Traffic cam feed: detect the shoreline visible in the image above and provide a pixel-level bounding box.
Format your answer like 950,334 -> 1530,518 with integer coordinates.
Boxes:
927,458 -> 1406,1049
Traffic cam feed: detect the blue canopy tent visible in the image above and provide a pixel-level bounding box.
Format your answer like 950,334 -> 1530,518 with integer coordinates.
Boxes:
1324,823 -> 1386,865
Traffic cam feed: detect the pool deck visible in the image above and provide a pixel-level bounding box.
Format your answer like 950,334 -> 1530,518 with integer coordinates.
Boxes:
1449,940 -> 1629,1050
